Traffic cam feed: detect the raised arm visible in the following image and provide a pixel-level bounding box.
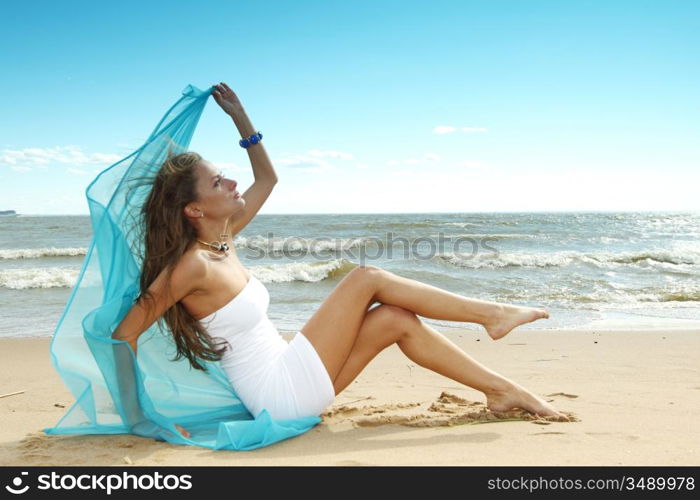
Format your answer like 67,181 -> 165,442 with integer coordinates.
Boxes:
212,82 -> 278,236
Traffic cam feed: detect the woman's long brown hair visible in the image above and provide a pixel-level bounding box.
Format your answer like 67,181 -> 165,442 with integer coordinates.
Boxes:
134,150 -> 228,372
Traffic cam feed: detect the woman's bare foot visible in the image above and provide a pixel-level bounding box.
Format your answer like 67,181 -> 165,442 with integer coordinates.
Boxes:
483,304 -> 549,340
485,382 -> 567,420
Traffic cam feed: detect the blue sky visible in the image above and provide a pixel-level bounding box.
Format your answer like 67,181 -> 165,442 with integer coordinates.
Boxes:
1,0 -> 698,214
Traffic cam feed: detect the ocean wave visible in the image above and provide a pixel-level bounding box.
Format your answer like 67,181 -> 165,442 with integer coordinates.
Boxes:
321,221 -> 439,230
0,247 -> 88,260
434,248 -> 700,270
429,233 -> 534,240
494,283 -> 700,305
0,267 -> 79,289
605,252 -> 698,266
576,286 -> 700,304
0,258 -> 359,290
441,222 -> 478,228
658,290 -> 700,302
248,258 -> 357,283
372,222 -> 437,229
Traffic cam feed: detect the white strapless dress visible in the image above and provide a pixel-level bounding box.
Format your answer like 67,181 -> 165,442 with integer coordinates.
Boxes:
198,274 -> 335,421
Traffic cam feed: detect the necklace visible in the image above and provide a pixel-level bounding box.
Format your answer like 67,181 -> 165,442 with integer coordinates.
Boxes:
197,239 -> 230,252
196,230 -> 231,253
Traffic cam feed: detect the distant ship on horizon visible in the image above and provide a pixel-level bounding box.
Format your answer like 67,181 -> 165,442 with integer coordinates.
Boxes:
0,210 -> 18,216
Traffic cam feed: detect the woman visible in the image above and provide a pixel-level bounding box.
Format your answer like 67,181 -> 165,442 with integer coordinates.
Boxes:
112,82 -> 566,439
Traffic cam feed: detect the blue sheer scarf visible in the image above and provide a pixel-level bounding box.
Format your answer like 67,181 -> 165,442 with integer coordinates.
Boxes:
43,84 -> 322,450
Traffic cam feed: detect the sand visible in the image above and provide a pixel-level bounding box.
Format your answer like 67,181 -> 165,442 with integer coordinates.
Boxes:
1,328 -> 698,466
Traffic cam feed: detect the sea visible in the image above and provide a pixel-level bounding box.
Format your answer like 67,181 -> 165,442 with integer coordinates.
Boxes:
1,212 -> 699,339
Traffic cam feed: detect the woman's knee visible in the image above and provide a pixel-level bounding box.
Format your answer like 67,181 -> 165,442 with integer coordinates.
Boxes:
351,264 -> 382,278
345,265 -> 385,296
350,264 -> 390,287
371,304 -> 419,340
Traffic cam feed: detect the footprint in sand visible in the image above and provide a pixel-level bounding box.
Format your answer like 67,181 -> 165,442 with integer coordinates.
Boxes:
322,391 -> 578,428
321,401 -> 421,420
18,433 -> 45,451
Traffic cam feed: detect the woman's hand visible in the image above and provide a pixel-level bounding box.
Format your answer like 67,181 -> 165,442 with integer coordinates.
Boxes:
174,424 -> 191,438
212,82 -> 245,118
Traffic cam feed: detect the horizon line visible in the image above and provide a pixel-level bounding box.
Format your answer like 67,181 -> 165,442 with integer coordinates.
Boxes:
8,209 -> 700,217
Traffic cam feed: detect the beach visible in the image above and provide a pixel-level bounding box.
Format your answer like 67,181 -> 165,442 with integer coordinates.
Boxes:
2,327 -> 698,466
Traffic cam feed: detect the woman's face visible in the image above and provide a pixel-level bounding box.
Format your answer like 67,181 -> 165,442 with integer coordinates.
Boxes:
191,160 -> 244,217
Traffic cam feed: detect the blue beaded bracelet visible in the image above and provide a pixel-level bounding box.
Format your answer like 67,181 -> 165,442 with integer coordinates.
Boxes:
239,131 -> 263,149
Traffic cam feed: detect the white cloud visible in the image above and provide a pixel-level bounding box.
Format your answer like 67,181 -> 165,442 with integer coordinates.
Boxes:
308,149 -> 354,160
0,146 -> 122,170
386,154 -> 440,167
356,163 -> 369,169
433,126 -> 488,134
433,126 -> 457,134
10,166 -> 31,173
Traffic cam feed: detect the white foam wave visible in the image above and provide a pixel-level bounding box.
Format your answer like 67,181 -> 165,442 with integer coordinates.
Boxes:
0,258 -> 358,290
429,233 -> 534,240
249,258 -> 356,283
441,222 -> 477,227
579,283 -> 700,305
436,247 -> 700,270
492,280 -> 700,306
0,267 -> 79,289
0,247 -> 87,260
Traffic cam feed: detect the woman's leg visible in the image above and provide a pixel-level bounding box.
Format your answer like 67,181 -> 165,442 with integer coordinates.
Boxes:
302,265 -> 549,400
395,316 -> 562,417
332,304 -> 563,417
371,268 -> 549,340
